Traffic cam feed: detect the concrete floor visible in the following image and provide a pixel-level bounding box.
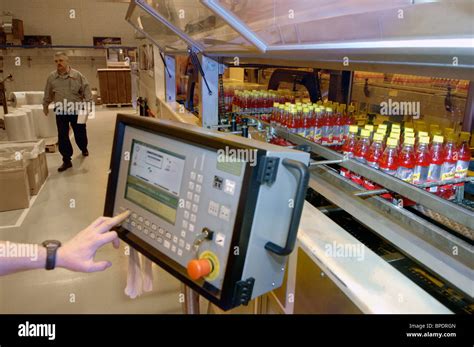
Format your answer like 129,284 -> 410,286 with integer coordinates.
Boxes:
0,107 -> 183,313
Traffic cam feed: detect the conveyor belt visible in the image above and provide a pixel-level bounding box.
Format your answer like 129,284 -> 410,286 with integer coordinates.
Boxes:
306,188 -> 474,314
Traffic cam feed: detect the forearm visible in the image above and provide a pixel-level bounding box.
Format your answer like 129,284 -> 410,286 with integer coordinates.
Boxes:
0,241 -> 46,276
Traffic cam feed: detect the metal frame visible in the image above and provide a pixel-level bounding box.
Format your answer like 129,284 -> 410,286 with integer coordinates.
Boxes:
309,165 -> 473,297
164,55 -> 176,103
266,122 -> 474,230
199,54 -> 220,128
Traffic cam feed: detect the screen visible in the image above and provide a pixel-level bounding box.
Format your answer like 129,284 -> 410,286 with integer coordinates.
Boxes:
125,139 -> 185,225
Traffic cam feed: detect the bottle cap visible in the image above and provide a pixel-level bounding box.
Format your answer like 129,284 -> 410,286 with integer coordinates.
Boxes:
404,137 -> 415,146
460,131 -> 471,141
349,125 -> 358,133
387,138 -> 398,147
419,136 -> 430,145
418,131 -> 429,138
404,127 -> 414,133
433,135 -> 444,143
361,129 -> 371,138
364,125 -> 374,132
373,133 -> 384,142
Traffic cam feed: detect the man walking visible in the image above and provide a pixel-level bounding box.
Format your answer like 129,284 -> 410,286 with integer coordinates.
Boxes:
43,52 -> 92,172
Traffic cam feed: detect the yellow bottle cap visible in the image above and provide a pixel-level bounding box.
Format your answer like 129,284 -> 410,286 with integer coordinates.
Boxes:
373,133 -> 384,142
364,125 -> 374,131
392,123 -> 401,129
326,107 -> 333,112
387,138 -> 398,147
273,102 -> 280,107
303,108 -> 310,113
361,129 -> 371,138
460,131 -> 471,141
404,137 -> 415,146
433,135 -> 444,143
378,124 -> 387,129
349,125 -> 358,133
404,127 -> 414,133
418,131 -> 429,138
419,136 -> 430,145
389,132 -> 399,139
405,132 -> 415,138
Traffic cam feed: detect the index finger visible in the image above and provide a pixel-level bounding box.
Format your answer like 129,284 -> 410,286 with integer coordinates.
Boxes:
97,210 -> 130,234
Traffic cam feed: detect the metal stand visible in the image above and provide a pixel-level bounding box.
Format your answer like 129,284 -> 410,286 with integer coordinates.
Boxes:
181,283 -> 200,314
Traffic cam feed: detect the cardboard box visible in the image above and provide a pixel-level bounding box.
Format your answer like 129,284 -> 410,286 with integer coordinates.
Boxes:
0,154 -> 30,212
0,140 -> 48,195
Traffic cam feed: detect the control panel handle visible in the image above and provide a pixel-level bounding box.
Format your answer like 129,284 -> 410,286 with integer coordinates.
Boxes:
265,159 -> 309,256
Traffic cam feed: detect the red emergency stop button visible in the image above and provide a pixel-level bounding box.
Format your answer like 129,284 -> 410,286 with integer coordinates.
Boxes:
187,258 -> 213,280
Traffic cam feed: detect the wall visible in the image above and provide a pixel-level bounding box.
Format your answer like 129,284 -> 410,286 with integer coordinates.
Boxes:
1,0 -> 139,92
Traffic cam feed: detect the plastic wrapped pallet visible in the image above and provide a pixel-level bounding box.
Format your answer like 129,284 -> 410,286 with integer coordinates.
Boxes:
27,105 -> 57,138
25,91 -> 44,105
9,92 -> 27,108
18,107 -> 39,137
4,111 -> 36,141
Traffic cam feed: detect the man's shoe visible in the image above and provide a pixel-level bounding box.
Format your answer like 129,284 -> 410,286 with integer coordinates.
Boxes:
82,150 -> 89,157
58,162 -> 72,172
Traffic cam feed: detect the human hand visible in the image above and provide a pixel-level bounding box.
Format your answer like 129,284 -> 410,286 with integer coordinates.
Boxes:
43,106 -> 49,116
56,210 -> 130,272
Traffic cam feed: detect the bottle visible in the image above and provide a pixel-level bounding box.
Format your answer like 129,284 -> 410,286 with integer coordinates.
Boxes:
365,133 -> 384,169
413,136 -> 431,184
301,107 -> 311,139
321,107 -> 334,145
455,132 -> 471,179
342,125 -> 359,158
271,102 -> 280,126
333,106 -> 344,145
353,129 -> 371,163
396,137 -> 416,183
439,133 -> 459,200
343,105 -> 356,140
427,135 -> 444,193
313,108 -> 323,143
307,106 -> 316,141
379,138 -> 399,176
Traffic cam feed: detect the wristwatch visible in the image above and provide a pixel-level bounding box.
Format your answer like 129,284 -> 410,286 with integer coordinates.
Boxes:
42,240 -> 62,270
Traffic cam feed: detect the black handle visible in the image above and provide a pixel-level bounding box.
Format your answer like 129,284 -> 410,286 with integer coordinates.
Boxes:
265,158 -> 309,256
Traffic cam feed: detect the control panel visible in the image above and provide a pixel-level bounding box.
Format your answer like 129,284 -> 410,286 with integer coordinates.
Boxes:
105,114 -> 309,310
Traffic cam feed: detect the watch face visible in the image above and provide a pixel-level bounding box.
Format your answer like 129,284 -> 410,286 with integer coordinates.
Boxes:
42,240 -> 61,248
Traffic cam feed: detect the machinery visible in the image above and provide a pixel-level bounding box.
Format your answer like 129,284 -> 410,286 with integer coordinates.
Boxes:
104,114 -> 309,310
123,0 -> 474,313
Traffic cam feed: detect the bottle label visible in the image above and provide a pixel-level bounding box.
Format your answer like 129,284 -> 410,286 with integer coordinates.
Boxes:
427,163 -> 441,182
380,167 -> 396,176
366,160 -> 379,169
440,162 -> 456,181
396,167 -> 414,183
412,165 -> 429,184
455,160 -> 469,178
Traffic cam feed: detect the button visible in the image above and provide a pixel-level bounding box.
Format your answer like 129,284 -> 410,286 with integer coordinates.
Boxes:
132,213 -> 137,219
190,214 -> 197,223
190,172 -> 196,180
157,237 -> 163,244
145,220 -> 150,227
173,236 -> 178,244
144,228 -> 149,235
180,230 -> 186,238
131,221 -> 137,227
184,211 -> 190,219
179,239 -> 185,247
187,258 -> 212,280
171,245 -> 177,253
187,191 -> 193,200
193,194 -> 200,203
158,227 -> 164,235
152,224 -> 157,231
138,216 -> 144,223
177,249 -> 183,257
185,243 -> 191,251
192,204 -> 198,213
189,224 -> 195,232
185,201 -> 191,210
164,240 -> 171,249
219,205 -> 231,221
195,184 -> 202,193
197,174 -> 203,183
224,179 -> 236,195
208,201 -> 219,217
215,232 -> 225,247
165,232 -> 172,239
188,182 -> 195,190
150,233 -> 156,239
137,225 -> 143,231
182,220 -> 188,229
